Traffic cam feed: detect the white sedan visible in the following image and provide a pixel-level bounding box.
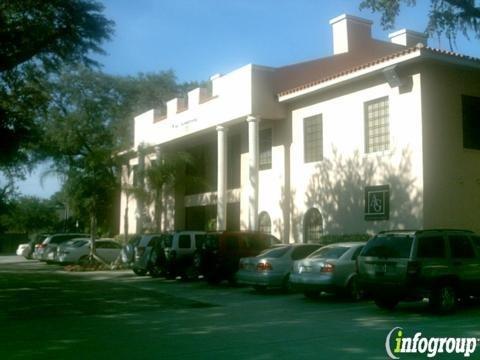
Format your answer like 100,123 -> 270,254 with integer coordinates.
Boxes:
56,238 -> 122,264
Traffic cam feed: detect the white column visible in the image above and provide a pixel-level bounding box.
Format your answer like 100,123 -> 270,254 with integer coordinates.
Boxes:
216,126 -> 228,231
247,115 -> 259,231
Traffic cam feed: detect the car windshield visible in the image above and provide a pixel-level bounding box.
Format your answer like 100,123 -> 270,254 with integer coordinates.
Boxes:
308,246 -> 348,259
361,234 -> 413,258
257,246 -> 290,258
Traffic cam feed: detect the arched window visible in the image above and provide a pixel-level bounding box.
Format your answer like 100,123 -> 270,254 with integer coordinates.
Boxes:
303,208 -> 323,243
258,211 -> 271,234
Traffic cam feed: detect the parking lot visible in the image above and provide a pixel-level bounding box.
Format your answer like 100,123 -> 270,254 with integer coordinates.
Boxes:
1,256 -> 479,359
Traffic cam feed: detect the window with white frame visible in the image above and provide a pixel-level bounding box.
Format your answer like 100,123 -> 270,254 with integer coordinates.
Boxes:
304,114 -> 323,163
259,128 -> 272,170
364,97 -> 390,153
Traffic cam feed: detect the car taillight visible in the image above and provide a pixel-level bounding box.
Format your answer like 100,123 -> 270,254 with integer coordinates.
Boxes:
36,244 -> 45,249
256,262 -> 272,271
320,263 -> 335,273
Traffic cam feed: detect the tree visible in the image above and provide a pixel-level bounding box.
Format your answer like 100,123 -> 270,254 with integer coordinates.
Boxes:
0,0 -> 113,174
42,67 -> 121,260
360,0 -> 480,46
0,196 -> 60,234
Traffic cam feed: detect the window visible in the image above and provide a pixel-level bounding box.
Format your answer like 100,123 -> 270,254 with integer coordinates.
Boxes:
304,115 -> 323,163
291,245 -> 321,260
259,128 -> 272,170
258,211 -> 271,234
416,235 -> 446,258
303,208 -> 323,243
462,95 -> 480,150
449,235 -> 475,259
365,97 -> 389,153
178,235 -> 191,249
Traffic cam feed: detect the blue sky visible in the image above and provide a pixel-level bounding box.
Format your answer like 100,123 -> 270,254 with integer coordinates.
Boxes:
19,0 -> 480,198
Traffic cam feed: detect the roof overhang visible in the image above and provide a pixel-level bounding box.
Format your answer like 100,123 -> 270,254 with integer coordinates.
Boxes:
278,47 -> 480,103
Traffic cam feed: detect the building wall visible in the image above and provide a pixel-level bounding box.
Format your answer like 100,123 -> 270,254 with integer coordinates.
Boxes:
288,72 -> 424,242
421,62 -> 480,232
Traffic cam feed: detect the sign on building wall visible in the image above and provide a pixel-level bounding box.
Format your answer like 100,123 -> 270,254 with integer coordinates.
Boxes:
365,185 -> 390,220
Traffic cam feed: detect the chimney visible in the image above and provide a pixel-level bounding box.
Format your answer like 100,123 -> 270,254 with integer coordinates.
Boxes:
389,29 -> 428,47
329,14 -> 373,55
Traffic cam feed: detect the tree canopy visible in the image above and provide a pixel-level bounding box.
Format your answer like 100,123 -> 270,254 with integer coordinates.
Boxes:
360,0 -> 480,46
0,0 -> 113,174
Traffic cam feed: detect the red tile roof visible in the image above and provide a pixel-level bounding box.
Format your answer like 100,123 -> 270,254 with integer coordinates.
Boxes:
276,43 -> 480,98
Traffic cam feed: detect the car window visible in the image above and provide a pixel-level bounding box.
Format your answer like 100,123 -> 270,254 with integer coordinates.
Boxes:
96,241 -> 109,249
258,246 -> 290,258
204,234 -> 219,250
308,246 -> 349,259
416,235 -> 446,258
194,235 -> 205,249
351,246 -> 364,260
361,234 -> 413,258
178,235 -> 191,249
72,239 -> 89,248
449,235 -> 475,259
291,245 -> 320,260
161,234 -> 173,248
471,236 -> 480,248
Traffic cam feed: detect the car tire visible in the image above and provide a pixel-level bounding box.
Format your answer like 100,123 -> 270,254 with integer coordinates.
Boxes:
374,296 -> 399,310
149,264 -> 162,278
347,276 -> 364,301
430,284 -> 457,313
133,267 -> 147,276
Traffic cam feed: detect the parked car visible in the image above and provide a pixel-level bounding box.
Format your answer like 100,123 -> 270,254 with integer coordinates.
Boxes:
357,229 -> 480,312
149,231 -> 206,279
16,234 -> 49,259
289,242 -> 365,300
120,235 -> 142,265
132,233 -> 164,276
236,243 -> 322,291
34,233 -> 88,262
200,231 -> 281,284
56,238 -> 122,264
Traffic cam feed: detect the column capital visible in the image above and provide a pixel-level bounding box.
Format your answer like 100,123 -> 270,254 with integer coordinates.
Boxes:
216,125 -> 228,132
246,115 -> 260,123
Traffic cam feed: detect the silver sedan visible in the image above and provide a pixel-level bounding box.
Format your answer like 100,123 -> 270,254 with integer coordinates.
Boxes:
236,244 -> 322,291
289,242 -> 365,300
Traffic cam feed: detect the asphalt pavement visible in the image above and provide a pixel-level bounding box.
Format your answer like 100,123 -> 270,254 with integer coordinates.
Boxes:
1,256 -> 479,360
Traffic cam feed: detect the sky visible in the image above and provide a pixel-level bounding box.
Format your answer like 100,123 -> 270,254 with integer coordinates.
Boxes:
18,0 -> 480,198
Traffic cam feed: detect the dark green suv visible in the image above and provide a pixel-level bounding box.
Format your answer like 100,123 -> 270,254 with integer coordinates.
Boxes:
357,229 -> 480,312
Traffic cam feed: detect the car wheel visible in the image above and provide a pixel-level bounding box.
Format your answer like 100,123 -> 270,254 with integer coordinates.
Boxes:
374,296 -> 399,310
133,267 -> 147,276
430,285 -> 457,313
347,276 -> 364,301
304,290 -> 319,299
149,264 -> 162,278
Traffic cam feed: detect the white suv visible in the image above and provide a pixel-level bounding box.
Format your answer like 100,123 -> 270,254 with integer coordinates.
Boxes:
150,231 -> 206,279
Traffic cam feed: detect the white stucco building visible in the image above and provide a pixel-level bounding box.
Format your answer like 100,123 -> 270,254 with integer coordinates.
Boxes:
119,14 -> 480,242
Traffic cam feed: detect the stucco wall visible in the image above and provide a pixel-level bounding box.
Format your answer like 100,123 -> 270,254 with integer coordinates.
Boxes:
421,62 -> 480,232
288,72 -> 424,241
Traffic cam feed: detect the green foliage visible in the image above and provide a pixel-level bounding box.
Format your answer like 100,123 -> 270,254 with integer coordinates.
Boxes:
0,196 -> 61,234
0,0 -> 113,173
360,0 -> 480,46
316,234 -> 372,245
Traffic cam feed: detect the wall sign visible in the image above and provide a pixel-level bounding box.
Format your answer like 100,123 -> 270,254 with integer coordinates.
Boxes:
365,185 -> 390,220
